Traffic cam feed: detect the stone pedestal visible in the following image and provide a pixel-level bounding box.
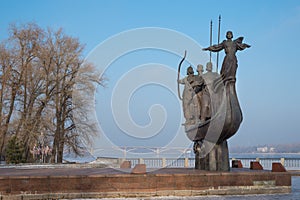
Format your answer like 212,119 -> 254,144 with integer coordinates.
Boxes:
195,140 -> 229,171
120,161 -> 131,168
272,163 -> 286,172
250,161 -> 263,170
232,159 -> 243,168
131,164 -> 146,174
0,167 -> 292,198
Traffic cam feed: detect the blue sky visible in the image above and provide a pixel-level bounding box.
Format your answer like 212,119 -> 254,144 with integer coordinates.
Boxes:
1,0 -> 300,151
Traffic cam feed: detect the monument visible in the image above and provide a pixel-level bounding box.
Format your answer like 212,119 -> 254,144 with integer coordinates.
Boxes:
0,25 -> 292,200
178,30 -> 250,171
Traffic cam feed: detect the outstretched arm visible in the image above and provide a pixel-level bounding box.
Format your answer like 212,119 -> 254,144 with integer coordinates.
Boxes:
202,41 -> 224,52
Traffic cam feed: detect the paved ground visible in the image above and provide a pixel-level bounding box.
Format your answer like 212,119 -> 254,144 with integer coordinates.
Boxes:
0,167 -> 126,176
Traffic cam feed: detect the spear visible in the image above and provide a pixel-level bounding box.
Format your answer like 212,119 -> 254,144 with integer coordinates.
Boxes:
210,20 -> 212,63
216,15 -> 221,73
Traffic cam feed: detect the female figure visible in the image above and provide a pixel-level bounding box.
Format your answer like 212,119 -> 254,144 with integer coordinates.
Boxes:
203,31 -> 250,80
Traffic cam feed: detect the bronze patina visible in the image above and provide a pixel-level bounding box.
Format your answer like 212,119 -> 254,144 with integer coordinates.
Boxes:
178,30 -> 250,171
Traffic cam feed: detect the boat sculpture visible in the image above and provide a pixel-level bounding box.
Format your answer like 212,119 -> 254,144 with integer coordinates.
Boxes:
178,31 -> 250,171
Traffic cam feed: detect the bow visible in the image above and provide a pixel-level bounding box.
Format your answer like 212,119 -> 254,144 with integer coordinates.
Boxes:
177,50 -> 187,100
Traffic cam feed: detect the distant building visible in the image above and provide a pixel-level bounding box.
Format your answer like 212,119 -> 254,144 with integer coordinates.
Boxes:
256,146 -> 275,153
269,147 -> 275,153
257,147 -> 268,153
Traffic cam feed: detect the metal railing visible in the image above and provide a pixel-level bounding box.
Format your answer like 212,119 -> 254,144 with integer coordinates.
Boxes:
126,157 -> 300,170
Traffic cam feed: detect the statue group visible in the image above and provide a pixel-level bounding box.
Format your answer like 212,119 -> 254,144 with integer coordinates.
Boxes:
178,62 -> 217,126
178,31 -> 250,171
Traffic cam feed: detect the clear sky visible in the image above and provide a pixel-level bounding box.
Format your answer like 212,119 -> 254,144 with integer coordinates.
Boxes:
1,0 -> 300,153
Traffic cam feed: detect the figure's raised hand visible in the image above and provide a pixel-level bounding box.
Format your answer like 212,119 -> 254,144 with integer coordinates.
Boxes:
202,48 -> 209,51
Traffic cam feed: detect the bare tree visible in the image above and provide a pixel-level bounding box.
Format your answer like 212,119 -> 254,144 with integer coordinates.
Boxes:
48,29 -> 103,163
0,23 -> 103,163
7,23 -> 45,161
0,42 -> 16,160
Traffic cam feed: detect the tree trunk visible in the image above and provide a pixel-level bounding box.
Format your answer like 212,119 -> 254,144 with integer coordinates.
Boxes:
0,85 -> 17,160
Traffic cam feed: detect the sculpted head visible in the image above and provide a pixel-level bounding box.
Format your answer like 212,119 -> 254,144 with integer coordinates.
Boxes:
187,66 -> 194,75
197,64 -> 203,74
226,31 -> 233,39
206,62 -> 212,72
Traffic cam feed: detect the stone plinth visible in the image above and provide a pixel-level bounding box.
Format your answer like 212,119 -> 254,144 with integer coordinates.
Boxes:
120,161 -> 131,169
0,167 -> 291,199
272,162 -> 287,172
250,161 -> 263,170
232,160 -> 243,168
131,164 -> 146,174
195,140 -> 229,171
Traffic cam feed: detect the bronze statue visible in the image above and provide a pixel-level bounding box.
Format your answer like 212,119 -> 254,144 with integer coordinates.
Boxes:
178,66 -> 204,125
200,62 -> 218,122
203,31 -> 250,80
177,30 -> 250,171
202,30 -> 250,142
